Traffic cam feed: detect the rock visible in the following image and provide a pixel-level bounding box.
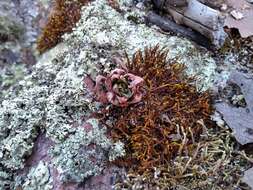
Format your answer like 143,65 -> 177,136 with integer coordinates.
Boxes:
215,71 -> 253,145
0,0 -> 228,188
225,0 -> 253,37
242,167 -> 253,189
220,3 -> 227,11
230,10 -> 244,20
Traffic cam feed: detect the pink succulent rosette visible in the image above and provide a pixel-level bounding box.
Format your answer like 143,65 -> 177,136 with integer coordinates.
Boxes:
84,68 -> 144,107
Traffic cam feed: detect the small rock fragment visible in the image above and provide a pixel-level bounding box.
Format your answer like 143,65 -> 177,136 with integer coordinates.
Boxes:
136,2 -> 145,10
220,4 -> 227,11
230,10 -> 244,20
215,71 -> 253,145
225,0 -> 253,37
211,112 -> 225,127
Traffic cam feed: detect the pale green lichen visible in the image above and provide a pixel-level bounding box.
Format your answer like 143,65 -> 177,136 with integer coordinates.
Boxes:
109,141 -> 125,162
50,119 -> 125,182
0,63 -> 27,101
22,161 -> 53,190
0,0 -> 224,187
0,86 -> 46,170
0,64 -> 26,88
0,167 -> 14,190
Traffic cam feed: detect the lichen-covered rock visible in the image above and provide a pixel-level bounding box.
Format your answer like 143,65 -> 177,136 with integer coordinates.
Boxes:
0,0 -> 223,188
50,119 -> 125,182
0,63 -> 27,101
0,40 -> 125,187
0,167 -> 14,190
0,0 -> 53,102
0,11 -> 26,102
21,161 -> 53,190
0,86 -> 47,170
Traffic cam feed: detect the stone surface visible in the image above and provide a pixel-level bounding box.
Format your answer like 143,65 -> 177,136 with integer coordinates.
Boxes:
0,0 -> 52,101
242,167 -> 253,189
216,71 -> 253,145
0,0 -> 237,188
225,0 -> 253,38
22,161 -> 53,190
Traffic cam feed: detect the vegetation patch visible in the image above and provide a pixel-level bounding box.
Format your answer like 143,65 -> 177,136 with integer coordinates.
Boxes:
85,46 -> 252,189
113,124 -> 252,189
93,46 -> 213,172
37,0 -> 89,54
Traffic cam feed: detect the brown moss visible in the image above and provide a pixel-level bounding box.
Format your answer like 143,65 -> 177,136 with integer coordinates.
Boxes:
114,125 -> 252,189
36,0 -> 89,54
100,46 -> 214,172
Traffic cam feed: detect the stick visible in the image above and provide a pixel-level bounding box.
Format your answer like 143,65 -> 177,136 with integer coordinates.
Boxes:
151,0 -> 228,47
146,12 -> 212,49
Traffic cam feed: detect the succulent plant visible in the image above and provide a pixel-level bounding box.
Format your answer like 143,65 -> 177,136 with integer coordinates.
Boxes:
84,68 -> 144,107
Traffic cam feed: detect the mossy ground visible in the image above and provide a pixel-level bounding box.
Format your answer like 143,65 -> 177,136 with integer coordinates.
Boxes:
96,47 -> 253,189
1,0 -> 252,188
113,124 -> 252,189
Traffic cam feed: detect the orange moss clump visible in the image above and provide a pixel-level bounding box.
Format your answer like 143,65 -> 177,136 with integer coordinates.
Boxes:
100,46 -> 213,172
37,0 -> 89,54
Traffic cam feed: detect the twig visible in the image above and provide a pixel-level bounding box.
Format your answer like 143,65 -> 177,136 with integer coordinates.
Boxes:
146,11 -> 213,49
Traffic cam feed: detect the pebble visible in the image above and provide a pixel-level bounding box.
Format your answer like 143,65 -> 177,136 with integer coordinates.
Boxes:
136,2 -> 145,9
230,10 -> 244,20
220,4 -> 227,11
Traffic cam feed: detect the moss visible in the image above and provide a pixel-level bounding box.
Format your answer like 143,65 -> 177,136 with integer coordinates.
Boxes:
100,46 -> 213,172
114,123 -> 252,189
36,0 -> 89,54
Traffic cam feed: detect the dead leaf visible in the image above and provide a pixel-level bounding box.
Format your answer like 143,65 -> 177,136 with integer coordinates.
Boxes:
225,0 -> 253,37
215,71 -> 253,145
242,167 -> 253,189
